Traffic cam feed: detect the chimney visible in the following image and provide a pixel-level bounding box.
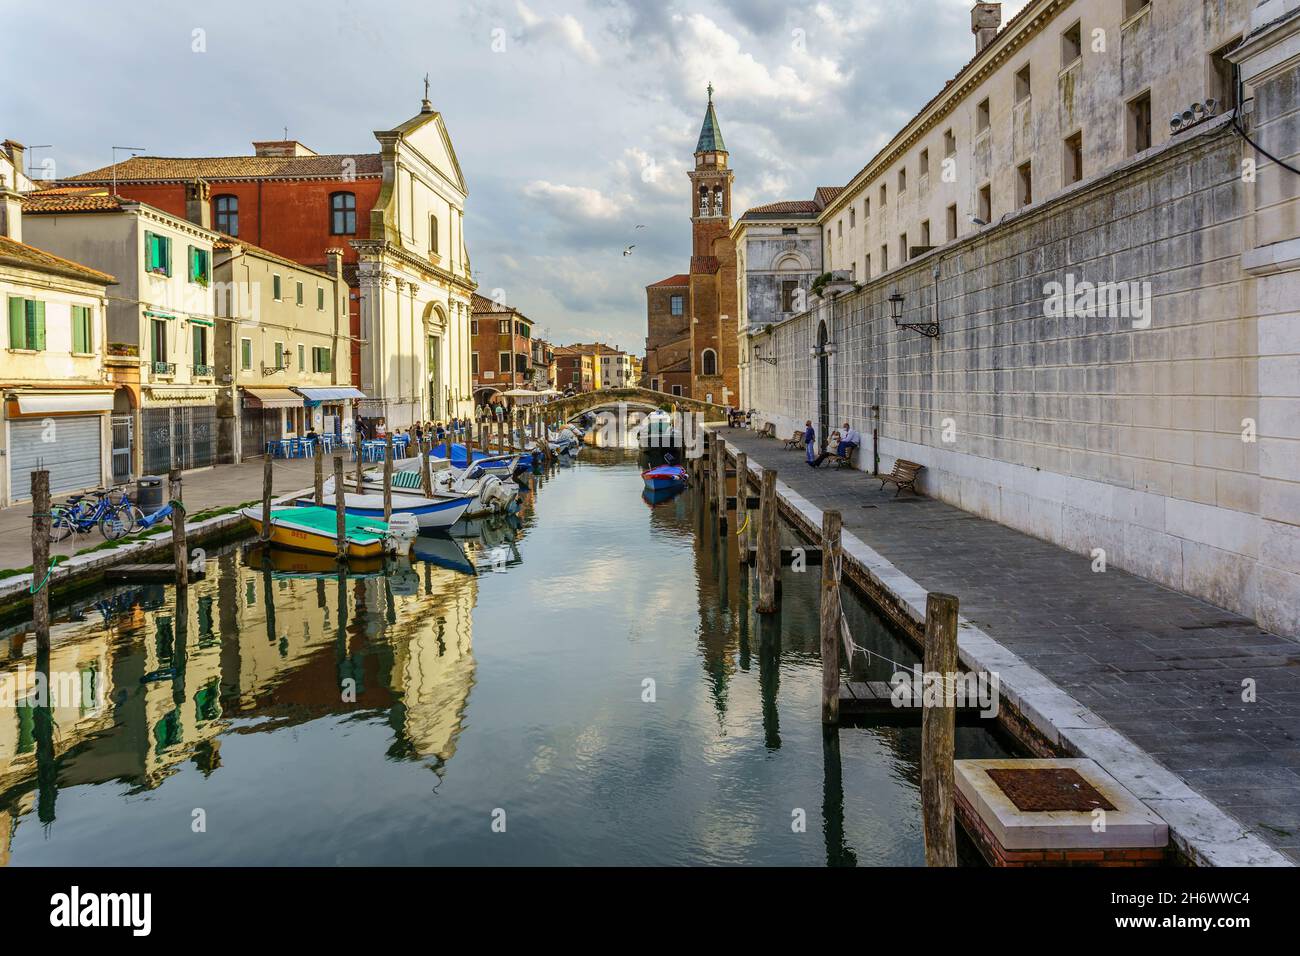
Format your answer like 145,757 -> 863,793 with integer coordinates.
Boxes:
251,140 -> 317,157
3,140 -> 26,181
972,2 -> 1002,54
324,247 -> 344,279
185,179 -> 212,229
0,172 -> 21,243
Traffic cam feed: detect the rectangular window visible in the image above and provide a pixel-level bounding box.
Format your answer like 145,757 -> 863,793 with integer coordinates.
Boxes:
471,352 -> 479,374
330,192 -> 357,235
1209,39 -> 1241,111
919,149 -> 929,178
471,320 -> 479,335
71,304 -> 92,353
1015,64 -> 1031,103
144,231 -> 171,276
880,184 -> 887,206
864,254 -> 871,279
188,246 -> 210,285
880,244 -> 889,272
1123,0 -> 1150,21
944,128 -> 956,157
849,207 -> 856,228
498,319 -> 509,335
317,286 -> 325,311
1017,161 -> 1033,208
781,280 -> 799,312
920,220 -> 931,247
947,204 -> 958,241
298,343 -> 305,370
150,318 -> 167,363
837,219 -> 843,237
978,184 -> 992,223
1064,131 -> 1084,184
240,337 -> 253,370
272,274 -> 282,301
781,226 -> 797,235
499,351 -> 510,373
7,297 -> 46,350
670,295 -> 684,316
898,168 -> 907,192
430,214 -> 439,254
1062,21 -> 1082,68
192,326 -> 208,368
976,98 -> 991,133
274,341 -> 284,369
295,281 -> 304,306
311,347 -> 332,372
1128,91 -> 1152,154
899,233 -> 908,263
863,197 -> 870,218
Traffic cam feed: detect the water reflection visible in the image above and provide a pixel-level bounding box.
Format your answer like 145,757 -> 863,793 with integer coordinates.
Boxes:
1,450 -> 1009,866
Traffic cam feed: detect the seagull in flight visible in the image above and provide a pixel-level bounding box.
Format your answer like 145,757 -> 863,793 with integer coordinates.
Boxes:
623,245 -> 636,256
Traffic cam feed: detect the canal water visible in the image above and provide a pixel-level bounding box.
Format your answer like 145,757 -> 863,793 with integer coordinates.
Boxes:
0,449 -> 1008,866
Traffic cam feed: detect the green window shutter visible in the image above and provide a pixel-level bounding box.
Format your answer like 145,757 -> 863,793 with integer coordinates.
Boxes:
71,306 -> 86,352
30,300 -> 46,351
193,330 -> 201,367
145,232 -> 156,271
189,246 -> 197,281
8,297 -> 23,348
162,236 -> 171,276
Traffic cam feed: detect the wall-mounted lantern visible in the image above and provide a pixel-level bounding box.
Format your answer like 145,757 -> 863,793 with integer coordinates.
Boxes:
889,289 -> 940,338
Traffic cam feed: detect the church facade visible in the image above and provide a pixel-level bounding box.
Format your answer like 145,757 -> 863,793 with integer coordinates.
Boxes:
642,88 -> 738,406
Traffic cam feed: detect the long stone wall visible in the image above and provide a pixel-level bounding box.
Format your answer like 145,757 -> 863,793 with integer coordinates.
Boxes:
744,118 -> 1299,637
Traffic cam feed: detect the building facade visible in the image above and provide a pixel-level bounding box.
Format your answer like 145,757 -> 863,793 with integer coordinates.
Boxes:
470,291 -> 533,404
643,88 -> 740,405
554,346 -> 595,393
0,145 -> 116,506
739,0 -> 1300,637
23,188 -> 222,479
213,240 -> 357,460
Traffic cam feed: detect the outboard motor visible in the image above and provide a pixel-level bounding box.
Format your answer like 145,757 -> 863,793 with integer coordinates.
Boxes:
383,513 -> 420,554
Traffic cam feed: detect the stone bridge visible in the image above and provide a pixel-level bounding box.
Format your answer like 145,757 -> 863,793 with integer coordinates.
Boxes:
541,387 -> 729,424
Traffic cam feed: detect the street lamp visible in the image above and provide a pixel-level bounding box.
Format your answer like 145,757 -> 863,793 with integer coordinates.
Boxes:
889,289 -> 941,338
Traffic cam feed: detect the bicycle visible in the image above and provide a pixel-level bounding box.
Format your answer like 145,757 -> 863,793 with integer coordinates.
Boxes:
49,487 -> 144,542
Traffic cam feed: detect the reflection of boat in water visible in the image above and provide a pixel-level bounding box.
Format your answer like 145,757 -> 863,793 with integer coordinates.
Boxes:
243,544 -> 384,578
241,506 -> 417,558
410,534 -> 475,576
642,485 -> 687,507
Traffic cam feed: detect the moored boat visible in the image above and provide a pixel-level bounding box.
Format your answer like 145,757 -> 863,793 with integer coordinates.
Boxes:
642,464 -> 689,491
299,488 -> 474,531
240,506 -> 417,558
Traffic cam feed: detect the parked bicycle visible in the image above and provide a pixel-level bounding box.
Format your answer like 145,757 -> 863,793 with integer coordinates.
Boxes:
49,486 -> 145,542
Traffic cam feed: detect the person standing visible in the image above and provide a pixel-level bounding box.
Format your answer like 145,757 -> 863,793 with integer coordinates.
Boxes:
804,420 -> 816,466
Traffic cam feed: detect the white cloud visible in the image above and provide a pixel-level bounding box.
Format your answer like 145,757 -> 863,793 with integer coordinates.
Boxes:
517,1 -> 600,64
522,180 -> 626,220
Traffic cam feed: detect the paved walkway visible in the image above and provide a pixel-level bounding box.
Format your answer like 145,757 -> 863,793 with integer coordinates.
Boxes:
719,427 -> 1300,864
0,457 -> 320,571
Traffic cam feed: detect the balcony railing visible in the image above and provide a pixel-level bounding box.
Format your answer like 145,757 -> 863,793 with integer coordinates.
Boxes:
193,364 -> 214,377
152,361 -> 176,376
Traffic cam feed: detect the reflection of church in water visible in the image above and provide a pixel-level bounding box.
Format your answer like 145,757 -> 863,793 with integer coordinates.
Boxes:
0,547 -> 480,859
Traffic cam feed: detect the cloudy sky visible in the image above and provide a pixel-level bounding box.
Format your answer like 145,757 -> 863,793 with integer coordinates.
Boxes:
4,0 -> 1029,353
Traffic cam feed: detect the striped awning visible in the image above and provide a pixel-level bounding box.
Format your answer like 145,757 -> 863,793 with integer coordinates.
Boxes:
242,387 -> 301,409
295,387 -> 366,402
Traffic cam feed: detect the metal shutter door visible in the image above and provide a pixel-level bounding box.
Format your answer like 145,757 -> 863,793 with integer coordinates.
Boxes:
9,416 -> 102,501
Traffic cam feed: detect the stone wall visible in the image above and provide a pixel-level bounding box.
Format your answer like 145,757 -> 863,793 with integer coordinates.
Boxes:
745,119 -> 1299,637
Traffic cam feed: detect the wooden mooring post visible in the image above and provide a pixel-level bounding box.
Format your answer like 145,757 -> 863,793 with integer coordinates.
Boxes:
422,436 -> 434,497
922,591 -> 960,867
314,445 -> 325,506
333,454 -> 348,561
735,451 -> 749,564
30,469 -> 51,652
261,455 -> 273,543
756,468 -> 779,614
383,433 -> 394,520
170,466 -> 188,591
355,437 -> 365,494
820,510 -> 842,724
714,437 -> 728,531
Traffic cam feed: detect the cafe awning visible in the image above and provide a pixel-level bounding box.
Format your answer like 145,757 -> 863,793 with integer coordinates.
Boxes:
242,387 -> 301,409
13,391 -> 114,415
294,387 -> 366,403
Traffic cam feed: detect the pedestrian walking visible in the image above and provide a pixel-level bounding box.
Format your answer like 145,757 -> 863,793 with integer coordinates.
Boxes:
804,420 -> 816,466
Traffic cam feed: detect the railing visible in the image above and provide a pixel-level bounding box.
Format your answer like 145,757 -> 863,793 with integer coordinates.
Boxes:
152,361 -> 176,376
193,363 -> 214,377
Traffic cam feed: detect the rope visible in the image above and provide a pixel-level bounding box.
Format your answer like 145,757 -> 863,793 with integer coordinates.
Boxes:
29,558 -> 56,594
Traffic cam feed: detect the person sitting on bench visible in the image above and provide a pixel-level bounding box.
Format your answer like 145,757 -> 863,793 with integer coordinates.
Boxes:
811,422 -> 861,467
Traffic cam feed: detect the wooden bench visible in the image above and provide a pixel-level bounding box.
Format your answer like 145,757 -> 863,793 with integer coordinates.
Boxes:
759,421 -> 776,439
783,430 -> 804,450
879,459 -> 924,496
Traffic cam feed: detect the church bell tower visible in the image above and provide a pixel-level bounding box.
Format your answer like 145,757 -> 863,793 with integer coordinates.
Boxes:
689,83 -> 733,259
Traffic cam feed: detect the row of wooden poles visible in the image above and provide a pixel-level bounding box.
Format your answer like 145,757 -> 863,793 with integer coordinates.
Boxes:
695,431 -> 962,867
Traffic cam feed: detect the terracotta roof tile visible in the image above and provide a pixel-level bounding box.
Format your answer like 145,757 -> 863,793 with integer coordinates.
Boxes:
21,189 -> 129,213
0,235 -> 116,284
63,153 -> 382,183
646,273 -> 690,288
742,199 -> 819,217
814,186 -> 845,207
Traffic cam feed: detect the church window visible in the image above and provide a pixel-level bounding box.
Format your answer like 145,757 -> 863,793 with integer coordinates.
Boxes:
430,214 -> 439,254
701,349 -> 717,376
670,295 -> 684,316
330,192 -> 356,235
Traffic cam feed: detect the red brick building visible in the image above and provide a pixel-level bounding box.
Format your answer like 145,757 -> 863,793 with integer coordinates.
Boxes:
60,141 -> 382,386
470,291 -> 533,403
553,345 -> 594,393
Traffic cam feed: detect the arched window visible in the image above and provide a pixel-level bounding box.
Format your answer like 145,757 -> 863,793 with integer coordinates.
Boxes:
429,214 -> 439,254
701,348 -> 717,376
214,195 -> 238,236
330,192 -> 357,235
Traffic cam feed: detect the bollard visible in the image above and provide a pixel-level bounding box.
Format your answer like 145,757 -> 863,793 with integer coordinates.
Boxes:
820,510 -> 842,724
756,468 -> 779,614
922,591 -> 961,868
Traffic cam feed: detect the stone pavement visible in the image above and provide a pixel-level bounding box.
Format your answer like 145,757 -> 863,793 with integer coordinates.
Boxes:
0,457 -> 320,572
719,427 -> 1300,864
